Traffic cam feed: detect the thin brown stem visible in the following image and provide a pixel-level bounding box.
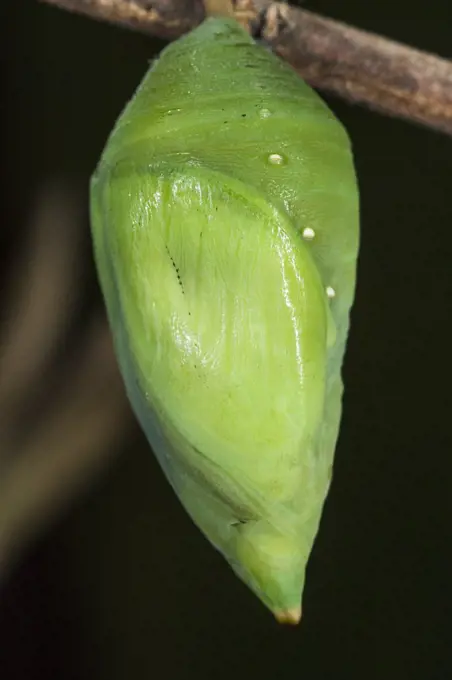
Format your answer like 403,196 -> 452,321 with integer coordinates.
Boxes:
0,180 -> 132,578
0,181 -> 82,447
39,0 -> 452,136
0,320 -> 131,580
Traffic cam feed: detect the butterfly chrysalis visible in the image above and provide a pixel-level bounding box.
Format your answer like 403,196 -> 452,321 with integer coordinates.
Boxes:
90,17 -> 359,623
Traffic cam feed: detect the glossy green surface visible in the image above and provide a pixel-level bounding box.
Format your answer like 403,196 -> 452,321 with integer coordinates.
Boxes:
91,17 -> 359,621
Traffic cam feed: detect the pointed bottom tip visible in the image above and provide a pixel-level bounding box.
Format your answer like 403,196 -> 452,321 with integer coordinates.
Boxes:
274,606 -> 302,625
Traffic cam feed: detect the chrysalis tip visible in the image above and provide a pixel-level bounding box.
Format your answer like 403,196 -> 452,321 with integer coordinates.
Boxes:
274,607 -> 302,625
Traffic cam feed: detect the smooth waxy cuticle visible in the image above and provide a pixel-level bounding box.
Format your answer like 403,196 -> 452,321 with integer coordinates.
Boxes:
90,17 -> 359,621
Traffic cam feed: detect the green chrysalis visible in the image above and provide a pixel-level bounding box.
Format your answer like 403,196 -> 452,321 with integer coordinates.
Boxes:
90,17 -> 359,623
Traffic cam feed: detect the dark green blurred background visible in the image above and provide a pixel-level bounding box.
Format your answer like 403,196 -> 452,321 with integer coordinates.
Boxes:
1,1 -> 452,678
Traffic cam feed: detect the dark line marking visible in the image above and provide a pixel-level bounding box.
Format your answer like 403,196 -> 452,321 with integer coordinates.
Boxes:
165,245 -> 184,294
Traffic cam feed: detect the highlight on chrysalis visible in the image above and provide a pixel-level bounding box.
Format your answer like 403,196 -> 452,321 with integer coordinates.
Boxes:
90,16 -> 360,623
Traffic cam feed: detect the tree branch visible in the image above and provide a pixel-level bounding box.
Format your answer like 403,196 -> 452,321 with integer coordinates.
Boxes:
39,0 -> 452,136
0,319 -> 131,582
0,179 -> 132,579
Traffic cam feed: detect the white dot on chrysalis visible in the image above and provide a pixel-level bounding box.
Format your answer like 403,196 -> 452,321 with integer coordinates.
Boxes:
326,286 -> 336,299
302,227 -> 315,240
268,153 -> 285,165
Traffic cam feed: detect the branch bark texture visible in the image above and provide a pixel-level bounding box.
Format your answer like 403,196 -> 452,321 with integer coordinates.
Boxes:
40,0 -> 452,136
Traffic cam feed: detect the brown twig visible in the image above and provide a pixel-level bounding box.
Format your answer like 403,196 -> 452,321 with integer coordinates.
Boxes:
0,181 -> 82,446
39,0 -> 452,136
0,319 -> 131,581
0,180 -> 132,578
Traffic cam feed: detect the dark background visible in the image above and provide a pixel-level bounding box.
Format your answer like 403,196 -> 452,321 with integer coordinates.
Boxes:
1,1 -> 452,678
